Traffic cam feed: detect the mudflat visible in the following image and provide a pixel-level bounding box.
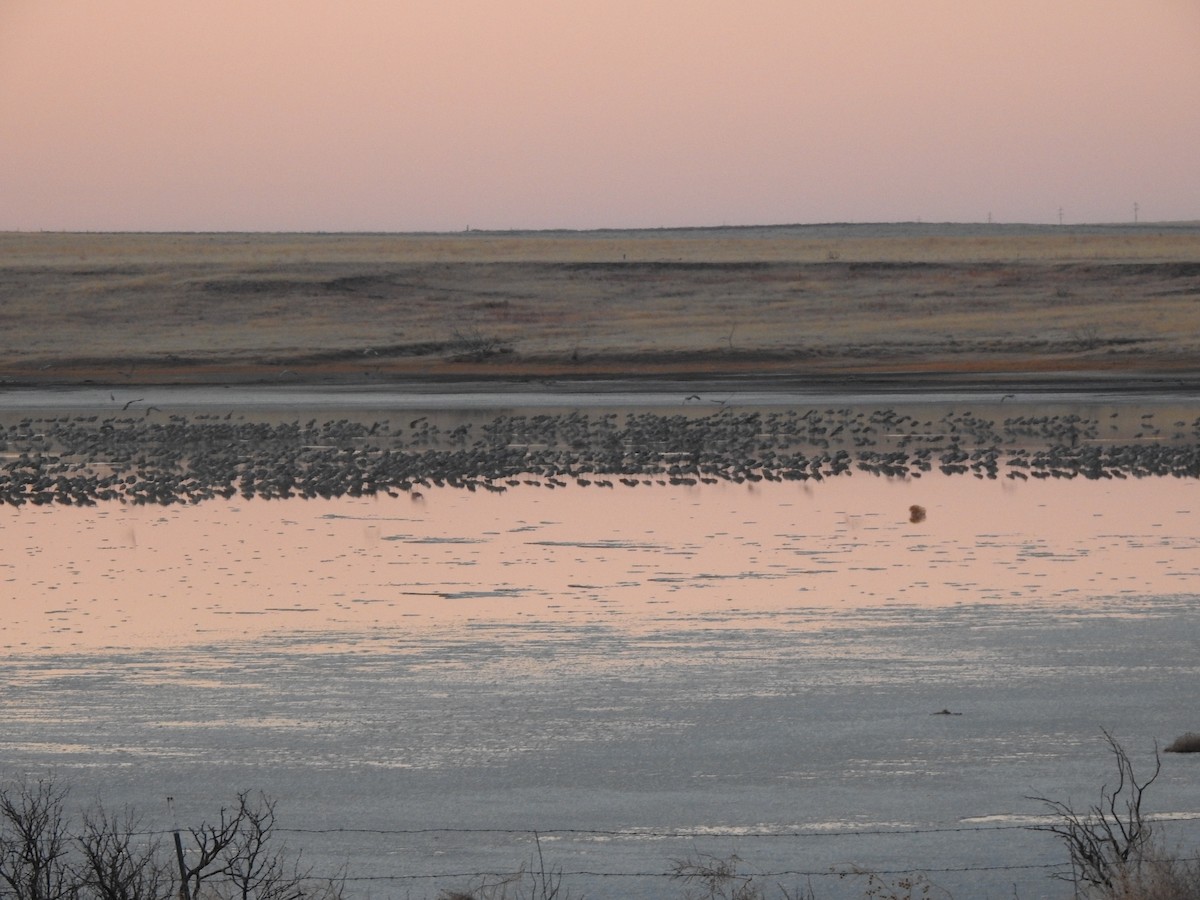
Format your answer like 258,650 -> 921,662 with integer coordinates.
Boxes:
3,223 -> 1199,386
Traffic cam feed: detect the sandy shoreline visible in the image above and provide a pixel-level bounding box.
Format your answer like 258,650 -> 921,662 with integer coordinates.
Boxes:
6,373 -> 1200,415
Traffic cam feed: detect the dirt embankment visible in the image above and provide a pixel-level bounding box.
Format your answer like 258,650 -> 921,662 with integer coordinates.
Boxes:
2,224 -> 1199,386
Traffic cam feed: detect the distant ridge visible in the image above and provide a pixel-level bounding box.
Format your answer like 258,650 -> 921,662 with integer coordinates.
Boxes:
4,221 -> 1199,238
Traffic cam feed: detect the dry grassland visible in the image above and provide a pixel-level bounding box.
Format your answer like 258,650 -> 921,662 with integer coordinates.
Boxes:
2,224 -> 1199,385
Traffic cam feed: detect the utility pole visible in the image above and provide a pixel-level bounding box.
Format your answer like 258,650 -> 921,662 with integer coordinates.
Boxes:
1134,202 -> 1139,224
1058,207 -> 1064,226
168,797 -> 192,900
174,833 -> 191,900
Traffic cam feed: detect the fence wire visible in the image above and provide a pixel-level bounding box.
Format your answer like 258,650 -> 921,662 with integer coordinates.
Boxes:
122,817 -> 1200,889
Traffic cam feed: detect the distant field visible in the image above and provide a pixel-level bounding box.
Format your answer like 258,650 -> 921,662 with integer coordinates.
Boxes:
2,223 -> 1199,385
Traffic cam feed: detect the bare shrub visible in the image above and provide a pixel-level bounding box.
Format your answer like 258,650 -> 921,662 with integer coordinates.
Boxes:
1164,733 -> 1200,754
0,778 -> 73,900
1071,323 -> 1103,350
671,852 -> 761,900
669,852 -> 813,900
450,325 -> 511,362
77,806 -> 172,900
1107,846 -> 1200,900
840,868 -> 950,900
1027,729 -> 1161,893
438,833 -> 570,900
0,780 -> 337,900
180,790 -> 342,900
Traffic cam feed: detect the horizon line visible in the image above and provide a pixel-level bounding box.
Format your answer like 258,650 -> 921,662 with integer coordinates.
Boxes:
4,219 -> 1199,237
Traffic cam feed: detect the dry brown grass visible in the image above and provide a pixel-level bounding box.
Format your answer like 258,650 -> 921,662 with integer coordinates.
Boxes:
1106,850 -> 1200,900
2,225 -> 1199,384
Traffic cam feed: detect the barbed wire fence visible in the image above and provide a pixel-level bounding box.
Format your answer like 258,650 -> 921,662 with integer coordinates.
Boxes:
110,818 -> 1200,897
12,796 -> 1200,900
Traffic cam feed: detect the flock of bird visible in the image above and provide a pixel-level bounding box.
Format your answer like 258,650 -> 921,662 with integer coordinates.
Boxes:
1,405 -> 1199,507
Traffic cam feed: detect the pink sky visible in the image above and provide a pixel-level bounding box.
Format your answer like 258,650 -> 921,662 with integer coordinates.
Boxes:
2,1 -> 1198,232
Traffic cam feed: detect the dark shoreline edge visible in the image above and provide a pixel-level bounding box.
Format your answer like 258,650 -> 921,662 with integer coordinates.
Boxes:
5,371 -> 1200,401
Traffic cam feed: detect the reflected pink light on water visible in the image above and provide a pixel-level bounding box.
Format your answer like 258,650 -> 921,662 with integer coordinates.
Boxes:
5,475 -> 1200,652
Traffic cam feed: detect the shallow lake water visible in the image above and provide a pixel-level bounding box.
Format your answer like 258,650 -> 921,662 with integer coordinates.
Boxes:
5,470 -> 1200,899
